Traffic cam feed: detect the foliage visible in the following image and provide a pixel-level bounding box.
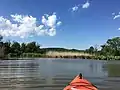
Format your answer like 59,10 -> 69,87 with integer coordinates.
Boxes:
0,35 -> 4,58
101,37 -> 120,56
21,43 -> 26,53
4,41 -> 11,55
86,46 -> 95,54
1,36 -> 120,60
25,42 -> 39,53
10,42 -> 21,57
0,35 -> 3,41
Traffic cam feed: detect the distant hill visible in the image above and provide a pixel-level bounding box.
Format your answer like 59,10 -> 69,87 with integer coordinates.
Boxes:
41,48 -> 85,53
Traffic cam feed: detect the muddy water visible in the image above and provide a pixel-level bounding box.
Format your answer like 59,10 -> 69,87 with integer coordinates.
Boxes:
0,59 -> 120,90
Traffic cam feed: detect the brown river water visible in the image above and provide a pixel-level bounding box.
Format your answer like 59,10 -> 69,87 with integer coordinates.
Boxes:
0,58 -> 120,90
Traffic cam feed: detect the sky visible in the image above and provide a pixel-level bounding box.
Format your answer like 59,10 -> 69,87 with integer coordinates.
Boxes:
0,0 -> 120,49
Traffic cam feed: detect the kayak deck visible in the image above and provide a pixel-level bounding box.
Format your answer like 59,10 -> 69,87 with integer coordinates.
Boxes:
63,73 -> 98,90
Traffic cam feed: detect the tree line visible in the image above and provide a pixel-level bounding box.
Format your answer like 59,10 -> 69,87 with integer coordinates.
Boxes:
0,35 -> 86,58
0,35 -> 44,58
1,35 -> 120,59
86,37 -> 120,56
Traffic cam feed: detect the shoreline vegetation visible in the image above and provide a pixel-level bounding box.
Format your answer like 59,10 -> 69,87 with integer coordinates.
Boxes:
4,52 -> 120,60
1,35 -> 120,60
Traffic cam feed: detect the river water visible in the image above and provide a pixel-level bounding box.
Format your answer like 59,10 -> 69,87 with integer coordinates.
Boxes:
0,59 -> 120,90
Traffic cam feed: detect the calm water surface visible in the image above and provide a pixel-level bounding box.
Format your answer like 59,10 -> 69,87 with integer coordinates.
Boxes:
0,59 -> 120,90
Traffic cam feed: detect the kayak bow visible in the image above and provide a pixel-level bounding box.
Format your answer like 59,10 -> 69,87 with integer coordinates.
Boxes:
63,73 -> 98,90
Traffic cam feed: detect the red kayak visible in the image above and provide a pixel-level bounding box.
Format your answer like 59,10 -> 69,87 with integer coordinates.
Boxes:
64,73 -> 98,90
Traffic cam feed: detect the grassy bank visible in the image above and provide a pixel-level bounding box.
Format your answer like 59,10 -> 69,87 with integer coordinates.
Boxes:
5,51 -> 93,59
46,51 -> 93,59
1,51 -> 120,60
45,51 -> 120,60
1,37 -> 120,60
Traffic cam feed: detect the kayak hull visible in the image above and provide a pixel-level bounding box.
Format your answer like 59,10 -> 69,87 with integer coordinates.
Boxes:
64,74 -> 98,90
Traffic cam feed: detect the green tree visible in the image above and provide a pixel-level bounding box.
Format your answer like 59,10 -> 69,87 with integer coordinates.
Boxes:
0,35 -> 3,41
0,35 -> 5,58
0,36 -> 3,47
11,41 -> 21,57
21,43 -> 26,53
36,43 -> 41,53
101,37 -> 120,56
89,46 -> 94,54
26,42 -> 40,53
86,46 -> 94,54
0,35 -> 3,47
4,41 -> 11,55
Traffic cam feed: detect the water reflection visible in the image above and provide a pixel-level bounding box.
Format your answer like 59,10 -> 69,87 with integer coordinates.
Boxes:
0,59 -> 119,90
107,64 -> 120,77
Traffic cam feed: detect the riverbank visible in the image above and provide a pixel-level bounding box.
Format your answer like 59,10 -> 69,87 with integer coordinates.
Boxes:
45,51 -> 120,60
2,56 -> 120,60
1,51 -> 120,60
3,52 -> 93,60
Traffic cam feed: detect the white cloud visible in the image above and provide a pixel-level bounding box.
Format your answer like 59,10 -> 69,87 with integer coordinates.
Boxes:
70,1 -> 90,12
113,14 -> 120,19
47,28 -> 56,36
112,12 -> 120,19
57,21 -> 62,26
45,13 -> 57,28
0,13 -> 62,38
112,12 -> 120,30
72,5 -> 79,12
82,1 -> 90,9
112,13 -> 115,15
42,16 -> 47,26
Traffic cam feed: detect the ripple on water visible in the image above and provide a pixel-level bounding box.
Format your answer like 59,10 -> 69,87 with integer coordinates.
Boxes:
0,59 -> 120,90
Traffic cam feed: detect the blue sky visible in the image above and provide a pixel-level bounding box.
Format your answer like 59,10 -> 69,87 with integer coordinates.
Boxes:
0,0 -> 120,49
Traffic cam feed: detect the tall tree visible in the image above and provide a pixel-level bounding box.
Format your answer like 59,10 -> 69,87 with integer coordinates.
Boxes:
0,35 -> 3,47
101,37 -> 120,56
26,42 -> 40,53
0,35 -> 4,58
86,46 -> 94,54
21,43 -> 26,53
11,41 -> 21,56
4,41 -> 11,55
0,35 -> 3,41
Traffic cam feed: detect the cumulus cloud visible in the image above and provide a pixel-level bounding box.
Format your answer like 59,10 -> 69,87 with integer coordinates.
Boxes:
112,12 -> 120,19
57,21 -> 62,26
82,1 -> 90,9
72,5 -> 79,12
112,12 -> 120,30
70,1 -> 90,12
0,13 -> 62,38
112,13 -> 115,15
113,15 -> 120,19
